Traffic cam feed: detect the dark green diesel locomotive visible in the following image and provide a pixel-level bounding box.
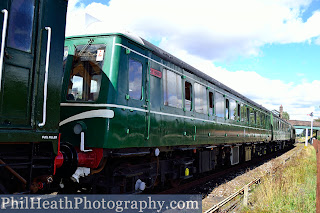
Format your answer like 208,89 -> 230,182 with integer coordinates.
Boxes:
58,32 -> 295,193
0,0 -> 67,193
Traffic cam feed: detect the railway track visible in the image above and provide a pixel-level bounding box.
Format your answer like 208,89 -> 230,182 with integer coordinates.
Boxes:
203,145 -> 303,213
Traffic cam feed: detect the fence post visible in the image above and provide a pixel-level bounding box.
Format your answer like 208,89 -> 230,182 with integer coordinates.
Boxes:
313,139 -> 320,213
305,128 -> 309,147
243,184 -> 249,207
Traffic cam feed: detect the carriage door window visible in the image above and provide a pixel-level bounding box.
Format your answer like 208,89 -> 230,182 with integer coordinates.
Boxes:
225,98 -> 229,119
129,59 -> 142,100
237,103 -> 241,121
67,44 -> 105,101
209,91 -> 214,116
185,81 -> 192,111
7,0 -> 35,52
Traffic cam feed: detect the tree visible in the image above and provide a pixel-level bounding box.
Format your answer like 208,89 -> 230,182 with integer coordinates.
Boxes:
282,111 -> 290,120
314,117 -> 320,122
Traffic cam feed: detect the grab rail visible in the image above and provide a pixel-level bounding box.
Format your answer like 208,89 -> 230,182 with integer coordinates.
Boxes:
38,27 -> 51,127
0,9 -> 8,92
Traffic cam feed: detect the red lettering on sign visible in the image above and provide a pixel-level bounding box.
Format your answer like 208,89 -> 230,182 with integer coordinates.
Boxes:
150,68 -> 162,78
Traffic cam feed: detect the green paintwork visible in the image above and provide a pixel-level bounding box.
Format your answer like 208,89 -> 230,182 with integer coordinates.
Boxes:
0,0 -> 67,152
60,33 -> 293,150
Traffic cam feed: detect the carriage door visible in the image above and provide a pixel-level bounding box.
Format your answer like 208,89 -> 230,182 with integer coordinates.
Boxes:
126,47 -> 148,144
0,0 -> 37,129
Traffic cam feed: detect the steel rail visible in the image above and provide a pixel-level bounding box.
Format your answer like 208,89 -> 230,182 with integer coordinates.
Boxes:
204,145 -> 303,213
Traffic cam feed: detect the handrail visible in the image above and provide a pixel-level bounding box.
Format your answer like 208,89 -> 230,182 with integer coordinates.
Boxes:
0,9 -> 8,92
38,27 -> 51,127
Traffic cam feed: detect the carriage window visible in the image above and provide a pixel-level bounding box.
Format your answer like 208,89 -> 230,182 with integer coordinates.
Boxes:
66,44 -> 105,101
215,92 -> 224,118
185,81 -> 192,111
241,104 -> 246,122
261,114 -> 266,127
7,0 -> 35,52
129,59 -> 142,100
194,83 -> 207,114
229,99 -> 236,120
163,69 -> 182,108
256,111 -> 261,126
209,91 -> 214,116
250,108 -> 256,124
225,99 -> 229,119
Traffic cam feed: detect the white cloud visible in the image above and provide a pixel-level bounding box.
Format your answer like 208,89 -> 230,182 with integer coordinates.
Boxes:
315,36 -> 320,45
66,0 -> 320,61
65,0 -> 320,120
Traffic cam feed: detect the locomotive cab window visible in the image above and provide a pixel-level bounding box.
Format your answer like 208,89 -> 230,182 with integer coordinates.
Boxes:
129,58 -> 143,100
66,44 -> 105,101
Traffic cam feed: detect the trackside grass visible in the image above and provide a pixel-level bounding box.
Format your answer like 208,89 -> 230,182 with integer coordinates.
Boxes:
242,145 -> 316,213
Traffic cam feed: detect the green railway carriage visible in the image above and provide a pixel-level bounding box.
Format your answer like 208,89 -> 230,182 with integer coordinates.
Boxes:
0,0 -> 68,193
58,32 -> 295,193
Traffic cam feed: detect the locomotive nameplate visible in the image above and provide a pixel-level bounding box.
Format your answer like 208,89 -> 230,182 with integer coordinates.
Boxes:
42,135 -> 58,140
150,68 -> 162,78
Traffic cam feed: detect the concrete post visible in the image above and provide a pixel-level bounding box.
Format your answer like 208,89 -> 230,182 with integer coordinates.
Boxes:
312,139 -> 320,213
311,118 -> 314,141
305,128 -> 309,147
243,184 -> 248,207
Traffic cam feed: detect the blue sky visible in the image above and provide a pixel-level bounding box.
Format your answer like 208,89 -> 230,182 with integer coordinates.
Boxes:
66,0 -> 320,120
215,43 -> 320,84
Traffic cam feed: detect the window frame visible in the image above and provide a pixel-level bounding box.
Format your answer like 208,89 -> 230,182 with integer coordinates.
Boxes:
163,69 -> 183,109
208,90 -> 214,116
214,92 -> 225,118
184,80 -> 193,111
128,57 -> 143,100
237,103 -> 241,121
66,43 -> 106,102
225,98 -> 230,119
194,83 -> 208,114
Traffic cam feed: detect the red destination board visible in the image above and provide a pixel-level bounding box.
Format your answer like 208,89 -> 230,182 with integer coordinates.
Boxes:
150,68 -> 162,78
